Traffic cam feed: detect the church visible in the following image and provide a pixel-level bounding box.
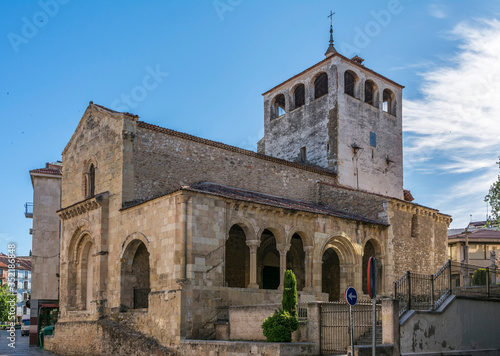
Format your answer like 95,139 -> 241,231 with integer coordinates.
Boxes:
48,22 -> 451,354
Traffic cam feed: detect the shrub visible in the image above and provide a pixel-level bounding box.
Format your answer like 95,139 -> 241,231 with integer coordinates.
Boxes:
282,270 -> 297,317
261,308 -> 299,342
471,268 -> 491,286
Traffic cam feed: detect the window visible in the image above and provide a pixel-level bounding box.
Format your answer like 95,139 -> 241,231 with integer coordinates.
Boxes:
449,244 -> 457,260
314,72 -> 328,99
23,281 -> 28,290
411,214 -> 418,238
344,71 -> 356,97
25,271 -> 28,279
469,244 -> 485,259
300,147 -> 306,163
293,84 -> 305,109
271,94 -> 286,119
383,89 -> 396,115
85,163 -> 96,198
487,244 -> 500,259
365,80 -> 377,106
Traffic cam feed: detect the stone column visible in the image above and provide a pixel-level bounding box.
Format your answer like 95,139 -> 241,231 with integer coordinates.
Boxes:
277,243 -> 291,290
303,246 -> 314,291
313,259 -> 323,293
306,302 -> 321,355
246,240 -> 260,289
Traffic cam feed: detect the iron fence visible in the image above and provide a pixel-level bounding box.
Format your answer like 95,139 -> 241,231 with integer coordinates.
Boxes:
395,260 -> 499,317
297,302 -> 308,322
320,300 -> 381,355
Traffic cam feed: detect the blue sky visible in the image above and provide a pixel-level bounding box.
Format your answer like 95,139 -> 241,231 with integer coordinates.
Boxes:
1,0 -> 500,256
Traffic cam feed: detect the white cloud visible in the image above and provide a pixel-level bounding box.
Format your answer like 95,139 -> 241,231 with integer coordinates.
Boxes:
403,19 -> 500,228
428,4 -> 448,19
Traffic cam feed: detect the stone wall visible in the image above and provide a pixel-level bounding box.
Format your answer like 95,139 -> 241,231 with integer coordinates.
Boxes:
229,304 -> 279,341
261,54 -> 404,199
31,174 -> 61,300
44,319 -> 175,356
387,201 -> 451,283
400,297 -> 500,354
131,122 -> 337,203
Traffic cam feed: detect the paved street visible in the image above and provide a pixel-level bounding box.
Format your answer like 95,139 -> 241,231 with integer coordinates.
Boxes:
0,329 -> 55,356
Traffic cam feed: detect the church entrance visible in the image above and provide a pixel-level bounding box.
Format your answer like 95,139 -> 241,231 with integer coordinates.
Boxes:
322,248 -> 340,301
121,240 -> 150,310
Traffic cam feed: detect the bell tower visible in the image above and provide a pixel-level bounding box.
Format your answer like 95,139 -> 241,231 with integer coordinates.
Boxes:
257,15 -> 404,199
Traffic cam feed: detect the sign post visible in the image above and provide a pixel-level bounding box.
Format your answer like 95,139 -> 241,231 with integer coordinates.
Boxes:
367,257 -> 377,356
344,286 -> 357,356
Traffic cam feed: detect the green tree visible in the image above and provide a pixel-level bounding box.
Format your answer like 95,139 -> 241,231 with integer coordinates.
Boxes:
262,270 -> 299,342
0,284 -> 11,322
282,270 -> 297,317
485,156 -> 500,226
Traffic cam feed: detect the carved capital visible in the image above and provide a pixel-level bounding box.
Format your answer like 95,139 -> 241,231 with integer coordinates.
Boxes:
276,243 -> 291,254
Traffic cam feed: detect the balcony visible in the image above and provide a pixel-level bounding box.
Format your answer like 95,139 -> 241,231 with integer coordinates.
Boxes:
24,203 -> 33,218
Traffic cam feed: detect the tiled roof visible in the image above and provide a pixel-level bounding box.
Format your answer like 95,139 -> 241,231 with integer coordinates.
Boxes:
123,181 -> 387,226
0,254 -> 32,270
137,121 -> 337,177
30,167 -> 62,176
449,229 -> 500,241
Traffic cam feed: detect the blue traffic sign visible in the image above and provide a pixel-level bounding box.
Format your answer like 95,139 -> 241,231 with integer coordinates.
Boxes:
344,286 -> 358,306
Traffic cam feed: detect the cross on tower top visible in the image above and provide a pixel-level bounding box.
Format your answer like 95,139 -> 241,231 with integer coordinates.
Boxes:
328,10 -> 335,26
325,10 -> 337,57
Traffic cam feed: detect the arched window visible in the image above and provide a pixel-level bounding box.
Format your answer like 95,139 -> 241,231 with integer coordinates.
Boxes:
344,71 -> 357,97
314,72 -> 328,99
271,94 -> 286,119
364,80 -> 377,106
411,214 -> 419,238
85,163 -> 96,199
293,84 -> 305,109
383,89 -> 396,115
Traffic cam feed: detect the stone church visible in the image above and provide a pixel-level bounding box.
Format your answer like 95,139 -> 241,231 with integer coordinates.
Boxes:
48,32 -> 451,353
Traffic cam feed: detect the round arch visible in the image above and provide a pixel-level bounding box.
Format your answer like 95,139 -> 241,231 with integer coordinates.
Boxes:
120,238 -> 151,310
286,227 -> 313,247
226,218 -> 257,242
257,224 -> 286,245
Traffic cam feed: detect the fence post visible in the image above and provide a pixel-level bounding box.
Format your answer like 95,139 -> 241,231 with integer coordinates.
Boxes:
407,271 -> 411,312
448,260 -> 452,294
430,276 -> 435,311
486,267 -> 490,298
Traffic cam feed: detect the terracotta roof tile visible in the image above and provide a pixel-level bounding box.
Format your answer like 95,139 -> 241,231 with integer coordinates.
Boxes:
122,181 -> 387,226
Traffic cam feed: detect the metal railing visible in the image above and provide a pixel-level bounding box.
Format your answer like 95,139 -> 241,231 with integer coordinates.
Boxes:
297,302 -> 308,322
24,202 -> 33,218
395,260 -> 500,317
450,261 -> 500,299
